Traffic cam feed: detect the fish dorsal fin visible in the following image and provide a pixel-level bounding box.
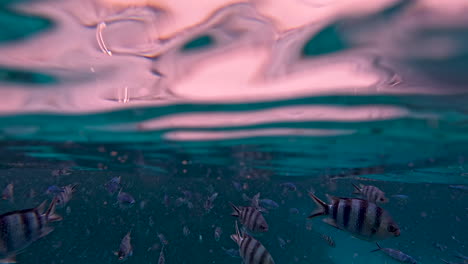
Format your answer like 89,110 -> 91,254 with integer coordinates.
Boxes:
0,254 -> 16,263
352,183 -> 362,194
37,200 -> 47,214
325,194 -> 339,204
229,202 -> 241,217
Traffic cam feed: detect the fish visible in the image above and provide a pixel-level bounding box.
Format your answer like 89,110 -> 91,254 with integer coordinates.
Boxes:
259,199 -> 279,210
229,202 -> 268,232
55,184 -> 78,208
158,233 -> 168,245
117,190 -> 135,205
183,226 -> 190,237
232,181 -> 243,192
2,183 -> 14,202
449,185 -> 468,192
455,251 -> 468,261
45,185 -> 64,195
158,245 -> 165,264
320,234 -> 336,248
371,243 -> 417,264
289,208 -> 300,215
352,184 -> 388,204
307,193 -> 400,241
222,247 -> 241,258
204,192 -> 218,213
214,226 -> 222,241
277,237 -> 286,249
230,221 -> 275,264
280,182 -> 297,192
391,194 -> 409,200
104,176 -> 121,195
0,198 -> 62,263
115,231 -> 133,261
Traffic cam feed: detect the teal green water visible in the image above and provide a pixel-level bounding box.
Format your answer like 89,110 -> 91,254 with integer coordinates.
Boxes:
0,1 -> 468,263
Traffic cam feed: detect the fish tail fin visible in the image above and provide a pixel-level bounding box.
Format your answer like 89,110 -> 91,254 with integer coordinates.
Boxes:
370,243 -> 382,253
70,183 -> 79,192
229,202 -> 240,217
307,192 -> 329,219
45,197 -> 62,222
352,183 -> 362,194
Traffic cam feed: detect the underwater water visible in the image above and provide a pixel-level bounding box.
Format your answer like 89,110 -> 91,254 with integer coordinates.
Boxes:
0,0 -> 468,263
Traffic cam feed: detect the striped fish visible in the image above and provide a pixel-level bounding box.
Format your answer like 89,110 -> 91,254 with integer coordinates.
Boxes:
320,234 -> 336,248
352,184 -> 388,204
229,203 -> 268,232
307,193 -> 400,241
55,184 -> 78,208
0,198 -> 62,263
371,243 -> 418,264
231,221 -> 275,264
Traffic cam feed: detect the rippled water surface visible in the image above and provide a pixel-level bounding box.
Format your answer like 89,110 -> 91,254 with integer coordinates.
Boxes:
0,0 -> 467,263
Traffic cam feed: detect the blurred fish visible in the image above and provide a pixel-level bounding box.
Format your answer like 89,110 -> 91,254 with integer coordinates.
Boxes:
2,183 -> 14,202
432,242 -> 447,252
231,221 -> 275,264
158,233 -> 168,245
280,182 -> 297,192
117,190 -> 135,206
449,185 -> 468,192
115,231 -> 133,261
232,181 -> 243,192
320,234 -> 336,248
183,226 -> 190,237
440,259 -> 462,264
260,199 -> 279,210
230,202 -> 268,232
104,176 -> 121,195
163,193 -> 170,208
204,192 -> 218,213
181,190 -> 192,200
55,184 -> 78,208
0,198 -> 61,263
222,247 -> 241,258
174,197 -> 186,207
289,208 -> 300,215
214,226 -> 222,242
46,185 -> 64,195
391,194 -> 409,200
158,245 -> 165,264
455,252 -> 468,261
352,184 -> 388,204
277,236 -> 286,249
371,243 -> 417,264
307,193 -> 400,241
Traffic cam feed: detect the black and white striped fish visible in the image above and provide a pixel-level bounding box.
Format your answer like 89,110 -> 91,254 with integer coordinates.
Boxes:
229,203 -> 268,232
352,184 -> 388,204
230,221 -> 275,264
371,243 -> 417,263
0,198 -> 62,263
307,193 -> 400,241
55,184 -> 78,208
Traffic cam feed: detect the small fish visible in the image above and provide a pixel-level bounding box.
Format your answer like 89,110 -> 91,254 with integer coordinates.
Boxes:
117,190 -> 135,205
391,194 -> 409,200
163,193 -> 170,208
158,233 -> 168,245
280,182 -> 297,192
0,198 -> 62,263
352,183 -> 388,204
2,183 -> 14,202
46,185 -> 64,195
230,203 -> 268,232
455,251 -> 468,261
204,192 -> 218,212
277,236 -> 286,249
232,181 -> 243,192
289,208 -> 300,215
174,197 -> 186,207
320,234 -> 336,248
222,247 -> 241,258
432,242 -> 447,252
371,243 -> 417,264
158,245 -> 165,264
55,184 -> 78,208
214,226 -> 222,241
181,190 -> 192,200
260,199 -> 279,210
115,231 -> 133,261
440,259 -> 462,264
183,226 -> 190,237
104,176 -> 121,195
231,221 -> 275,264
449,185 -> 468,192
307,193 -> 400,241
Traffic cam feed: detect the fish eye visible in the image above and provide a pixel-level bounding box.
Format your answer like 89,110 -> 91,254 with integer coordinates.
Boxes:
379,198 -> 385,201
